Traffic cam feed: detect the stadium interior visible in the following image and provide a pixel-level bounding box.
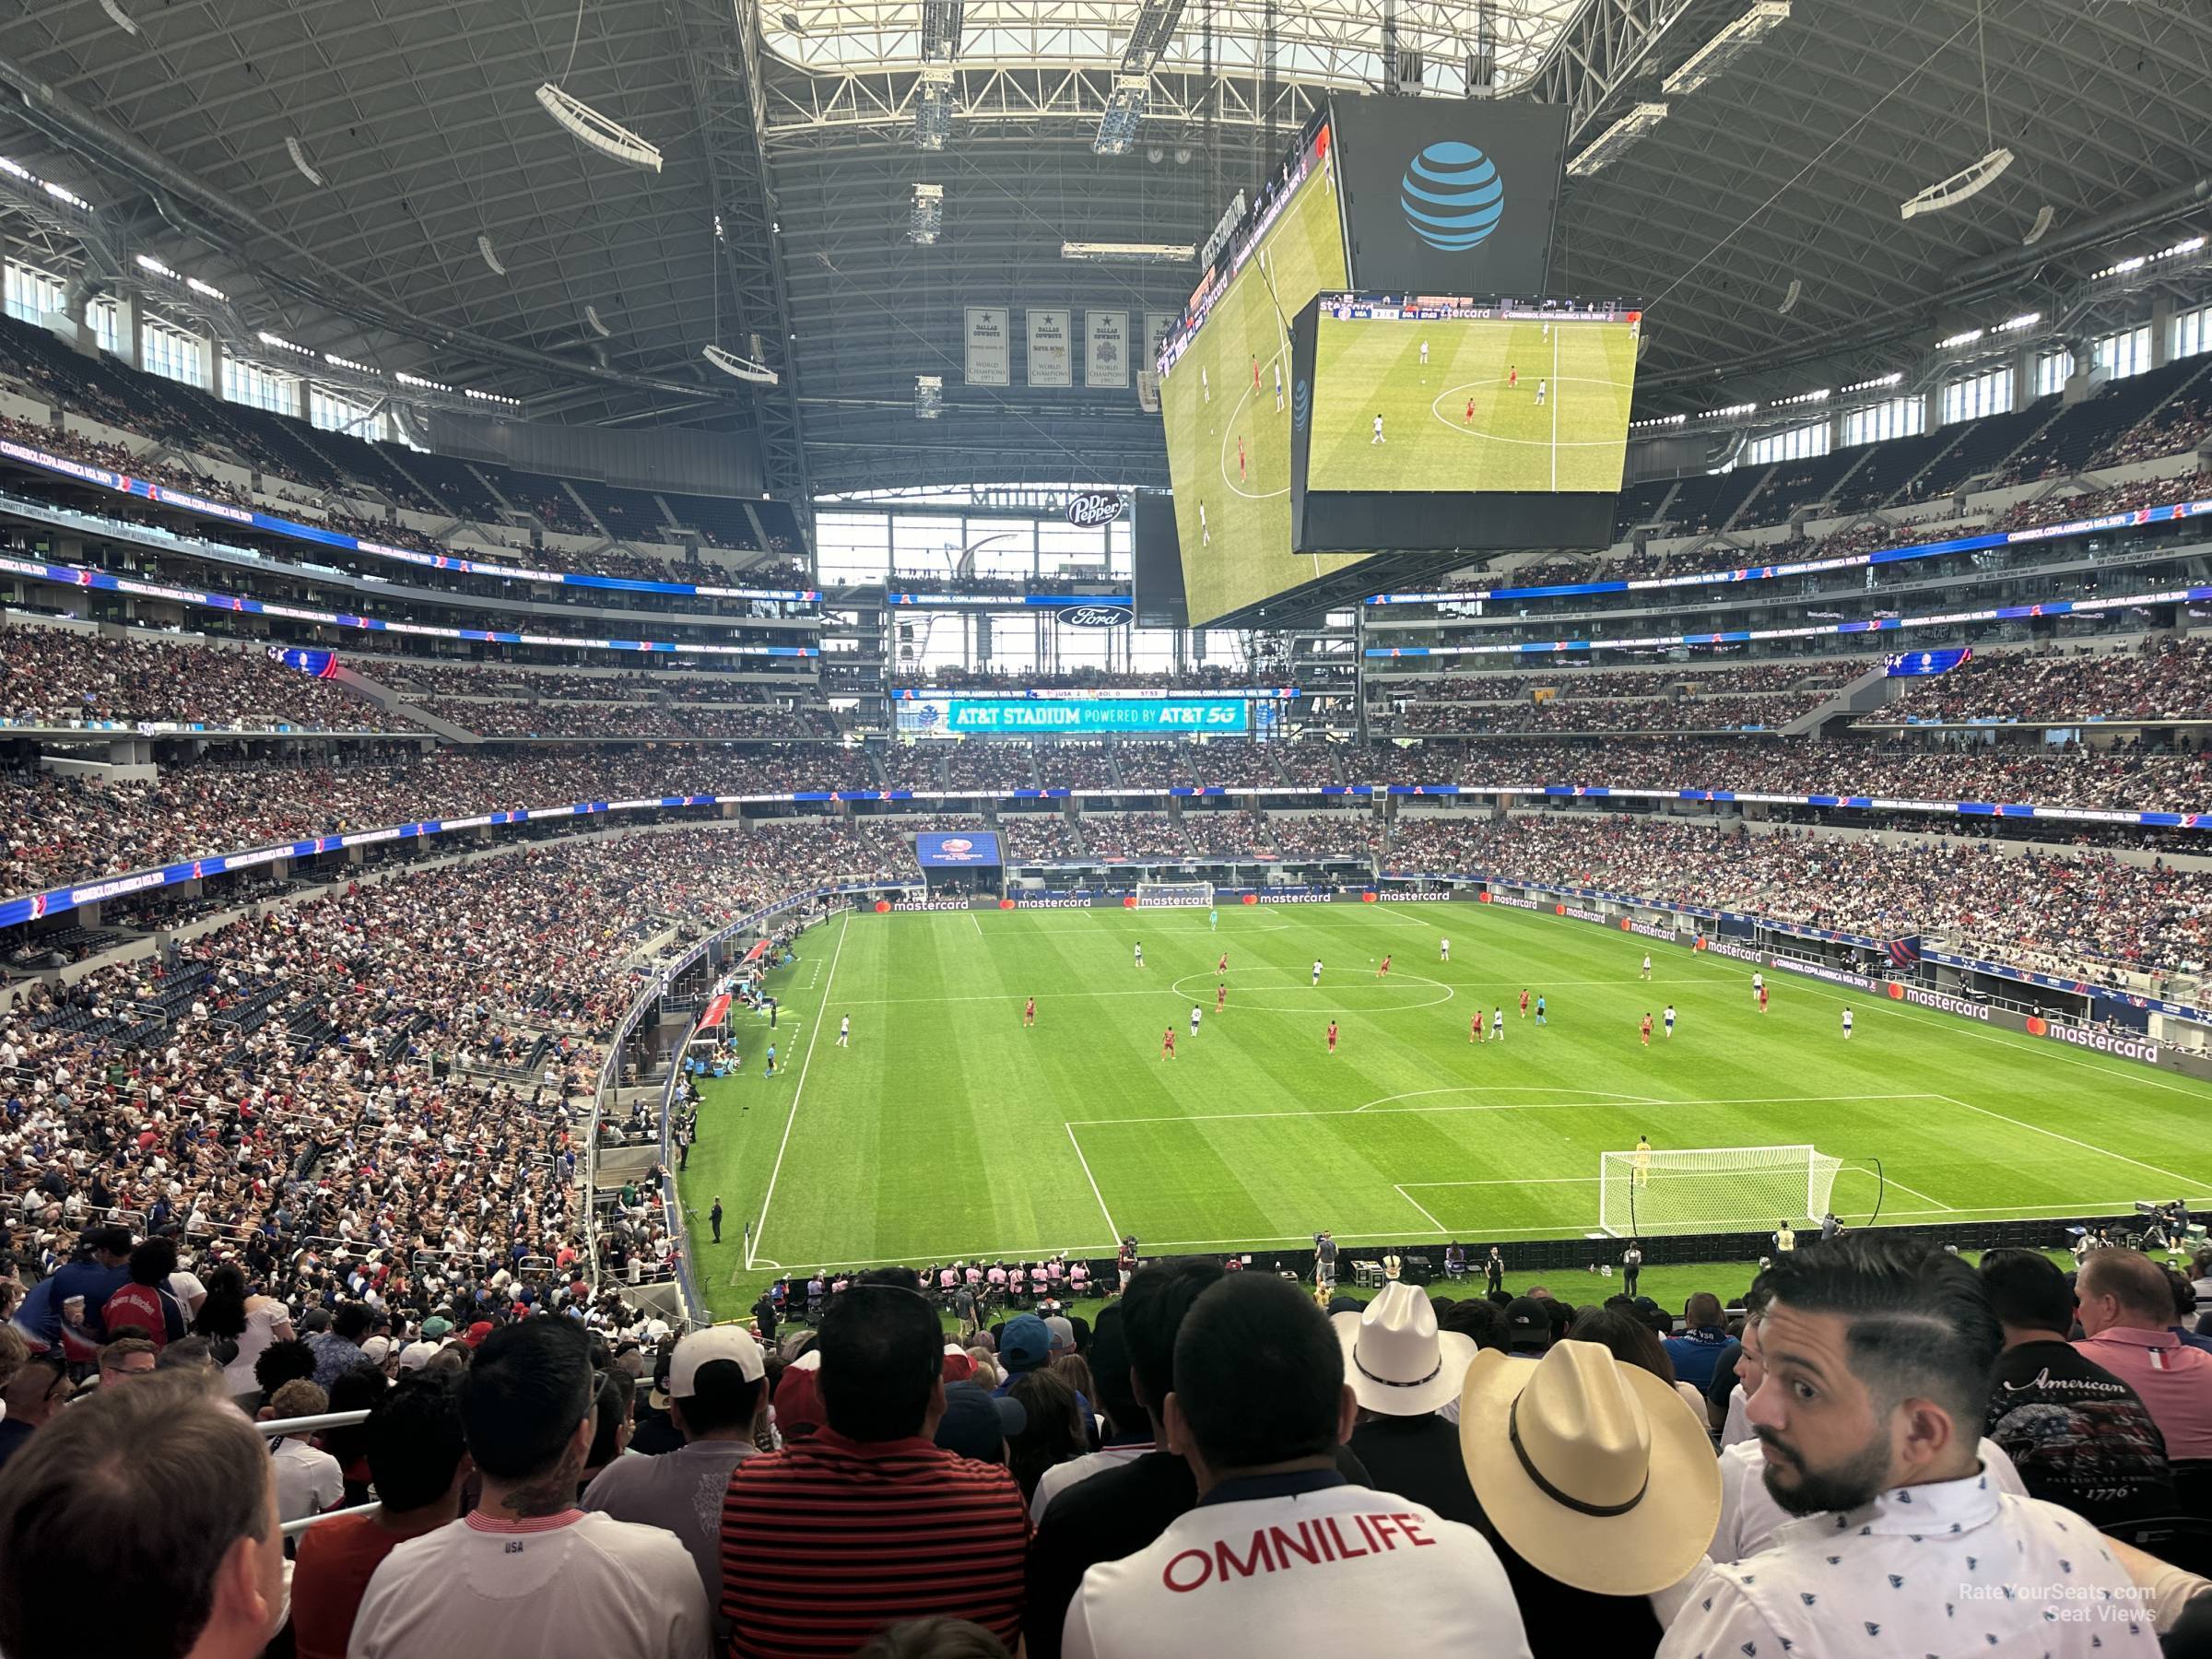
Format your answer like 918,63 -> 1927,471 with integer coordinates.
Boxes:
6,1 -> 2212,1654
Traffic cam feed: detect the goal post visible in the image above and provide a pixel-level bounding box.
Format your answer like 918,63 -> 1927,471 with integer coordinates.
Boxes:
1134,880 -> 1215,908
1597,1144 -> 1843,1238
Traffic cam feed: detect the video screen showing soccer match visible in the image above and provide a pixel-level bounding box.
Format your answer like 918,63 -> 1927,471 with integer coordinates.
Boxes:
1158,124 -> 1369,626
1305,300 -> 1641,494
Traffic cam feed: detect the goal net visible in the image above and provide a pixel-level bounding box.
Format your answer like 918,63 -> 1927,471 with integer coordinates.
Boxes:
1597,1144 -> 1842,1238
1134,881 -> 1215,908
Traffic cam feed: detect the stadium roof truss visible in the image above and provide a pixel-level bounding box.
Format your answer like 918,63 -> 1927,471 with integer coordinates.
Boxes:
0,0 -> 2206,498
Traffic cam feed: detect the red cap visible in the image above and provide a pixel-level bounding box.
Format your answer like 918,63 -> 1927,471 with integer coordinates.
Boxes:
461,1320 -> 496,1349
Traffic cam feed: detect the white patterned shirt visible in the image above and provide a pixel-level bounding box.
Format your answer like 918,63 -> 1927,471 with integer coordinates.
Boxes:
1710,1437 -> 2026,1564
1658,1469 -> 2159,1658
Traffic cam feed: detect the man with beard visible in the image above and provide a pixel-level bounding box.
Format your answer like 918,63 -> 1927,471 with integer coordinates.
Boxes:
1657,1237 -> 2155,1658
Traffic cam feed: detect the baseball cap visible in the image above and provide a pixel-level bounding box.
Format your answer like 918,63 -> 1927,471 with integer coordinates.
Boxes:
771,1348 -> 827,1440
359,1335 -> 394,1366
999,1314 -> 1052,1371
668,1325 -> 765,1396
942,1343 -> 977,1384
420,1316 -> 453,1340
1043,1315 -> 1076,1355
395,1340 -> 441,1371
461,1321 -> 495,1349
1505,1297 -> 1552,1349
935,1382 -> 1026,1463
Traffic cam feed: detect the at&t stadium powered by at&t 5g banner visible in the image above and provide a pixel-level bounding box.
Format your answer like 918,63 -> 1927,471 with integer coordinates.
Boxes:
896,696 -> 1257,736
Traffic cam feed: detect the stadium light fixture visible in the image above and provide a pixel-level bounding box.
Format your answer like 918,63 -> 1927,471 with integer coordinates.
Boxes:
257,331 -> 312,358
1934,326 -> 1985,350
1629,413 -> 1688,430
911,182 -> 944,244
1995,311 -> 2041,334
1662,1 -> 1791,96
186,276 -> 227,301
1699,400 -> 1756,421
1899,148 -> 2013,220
1061,241 -> 1194,264
535,84 -> 664,173
703,343 -> 779,384
395,371 -> 456,393
0,156 -> 94,215
323,351 -> 376,374
1095,75 -> 1149,155
1771,387 -> 1829,407
134,253 -> 182,282
1840,371 -> 1904,394
285,135 -> 326,188
1567,103 -> 1669,176
914,66 -> 955,151
920,0 -> 964,60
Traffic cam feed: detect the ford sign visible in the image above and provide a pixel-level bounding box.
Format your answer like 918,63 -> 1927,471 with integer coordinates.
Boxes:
1056,605 -> 1135,629
1065,490 -> 1125,527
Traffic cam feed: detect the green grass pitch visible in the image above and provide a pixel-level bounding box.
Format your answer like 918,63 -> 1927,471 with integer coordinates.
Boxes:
678,902 -> 2212,1315
1308,316 -> 1638,493
1159,147 -> 1368,626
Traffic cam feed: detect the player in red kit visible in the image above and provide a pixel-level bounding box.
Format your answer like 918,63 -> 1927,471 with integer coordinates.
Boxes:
1757,983 -> 1769,1015
1217,951 -> 1229,973
1238,438 -> 1247,482
1376,954 -> 1392,978
1519,989 -> 1530,1018
1465,396 -> 1475,423
1639,1013 -> 1653,1047
1326,1021 -> 1339,1054
1216,982 -> 1227,1014
1471,1014 -> 1482,1044
1509,365 -> 1518,389
1161,1028 -> 1176,1060
1023,996 -> 1035,1028
1253,354 -> 1261,392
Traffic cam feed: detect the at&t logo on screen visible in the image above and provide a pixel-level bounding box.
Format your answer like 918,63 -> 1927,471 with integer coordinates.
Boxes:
1400,141 -> 1504,252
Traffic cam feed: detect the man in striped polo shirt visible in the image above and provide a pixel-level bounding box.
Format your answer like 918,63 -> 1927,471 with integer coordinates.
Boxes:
720,1272 -> 1030,1655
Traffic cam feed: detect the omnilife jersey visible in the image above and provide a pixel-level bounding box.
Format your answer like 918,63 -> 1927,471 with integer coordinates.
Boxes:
1062,1473 -> 1530,1659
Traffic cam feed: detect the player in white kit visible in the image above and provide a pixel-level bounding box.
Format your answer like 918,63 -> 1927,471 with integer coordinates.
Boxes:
1641,953 -> 1652,980
1371,413 -> 1385,443
1190,1005 -> 1202,1038
1662,1004 -> 1675,1039
1439,936 -> 1450,962
1134,942 -> 1145,970
1536,378 -> 1547,406
1312,958 -> 1324,985
1419,339 -> 1430,368
1842,1006 -> 1854,1040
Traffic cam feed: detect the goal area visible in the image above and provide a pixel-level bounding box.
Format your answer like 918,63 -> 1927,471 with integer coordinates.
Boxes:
1597,1144 -> 1842,1238
1134,881 -> 1214,908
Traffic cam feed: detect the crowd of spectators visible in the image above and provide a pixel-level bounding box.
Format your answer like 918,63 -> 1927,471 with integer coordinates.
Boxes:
0,625 -> 405,734
1033,743 -> 1118,790
1396,690 -> 1830,735
945,744 -> 1039,791
10,1230 -> 2212,1657
1382,811 -> 2212,976
2093,393 -> 2212,472
1874,636 -> 2212,724
1069,814 -> 1192,863
1409,662 -> 1868,701
418,699 -> 829,742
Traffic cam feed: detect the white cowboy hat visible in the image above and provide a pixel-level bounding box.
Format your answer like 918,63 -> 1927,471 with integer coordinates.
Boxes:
1333,1281 -> 1476,1418
1459,1341 -> 1719,1596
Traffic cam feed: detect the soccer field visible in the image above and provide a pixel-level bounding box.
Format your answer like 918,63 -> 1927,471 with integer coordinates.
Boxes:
1309,316 -> 1638,493
1159,137 -> 1367,625
679,901 -> 2212,1312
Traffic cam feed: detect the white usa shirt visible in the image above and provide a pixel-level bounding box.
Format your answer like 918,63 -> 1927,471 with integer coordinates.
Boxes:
1710,1437 -> 2026,1564
1658,1470 -> 2158,1658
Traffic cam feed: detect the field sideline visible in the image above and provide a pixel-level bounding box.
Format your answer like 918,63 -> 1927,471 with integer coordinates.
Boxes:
677,902 -> 2212,1314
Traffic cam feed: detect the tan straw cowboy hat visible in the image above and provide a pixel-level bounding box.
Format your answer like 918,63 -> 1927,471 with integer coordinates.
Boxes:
1459,1339 -> 1720,1595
